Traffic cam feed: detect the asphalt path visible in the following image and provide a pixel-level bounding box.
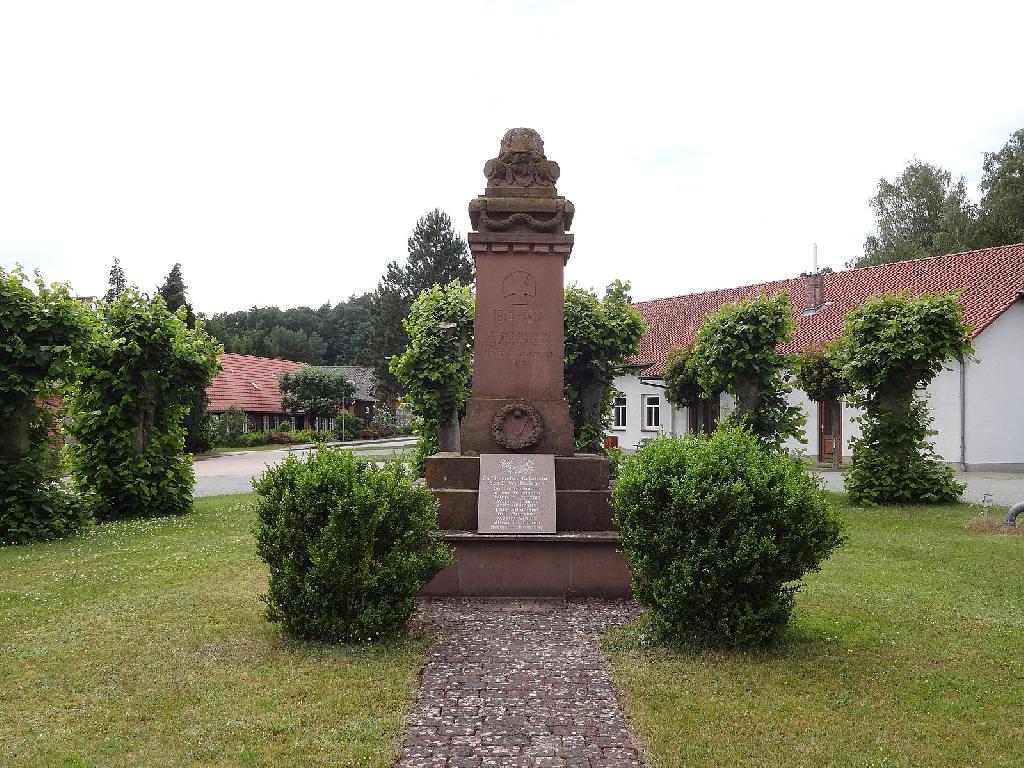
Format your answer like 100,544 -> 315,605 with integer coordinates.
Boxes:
193,437 -> 417,497
813,469 -> 1024,508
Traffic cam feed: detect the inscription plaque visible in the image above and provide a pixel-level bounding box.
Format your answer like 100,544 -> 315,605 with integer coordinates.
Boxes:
478,453 -> 556,534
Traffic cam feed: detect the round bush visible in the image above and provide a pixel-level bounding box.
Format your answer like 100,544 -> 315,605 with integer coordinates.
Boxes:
253,448 -> 452,642
612,427 -> 845,648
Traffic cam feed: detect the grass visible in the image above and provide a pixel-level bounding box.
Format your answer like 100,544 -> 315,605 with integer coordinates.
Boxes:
0,494 -> 427,768
605,495 -> 1024,767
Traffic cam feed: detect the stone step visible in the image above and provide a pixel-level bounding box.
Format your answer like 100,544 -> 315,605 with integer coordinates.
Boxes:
422,530 -> 631,597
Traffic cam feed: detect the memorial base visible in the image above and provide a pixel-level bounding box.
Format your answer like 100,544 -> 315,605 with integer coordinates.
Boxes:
421,531 -> 631,598
422,453 -> 630,597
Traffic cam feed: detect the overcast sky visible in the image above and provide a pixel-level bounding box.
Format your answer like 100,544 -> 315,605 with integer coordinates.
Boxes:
2,0 -> 1022,314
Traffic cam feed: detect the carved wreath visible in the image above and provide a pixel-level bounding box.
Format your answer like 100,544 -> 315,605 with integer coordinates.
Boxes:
490,403 -> 544,451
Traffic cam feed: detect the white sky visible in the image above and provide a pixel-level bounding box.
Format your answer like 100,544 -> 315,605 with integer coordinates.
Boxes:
2,0 -> 1022,313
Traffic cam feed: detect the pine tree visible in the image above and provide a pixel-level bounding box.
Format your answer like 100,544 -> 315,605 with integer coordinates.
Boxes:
369,210 -> 474,401
157,263 -> 196,327
103,257 -> 127,303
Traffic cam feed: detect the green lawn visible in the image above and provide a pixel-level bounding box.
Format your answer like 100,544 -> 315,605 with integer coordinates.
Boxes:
0,494 -> 426,768
606,496 -> 1024,767
200,443 -> 286,455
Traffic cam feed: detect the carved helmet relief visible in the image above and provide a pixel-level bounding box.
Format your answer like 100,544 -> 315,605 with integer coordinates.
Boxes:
470,128 -> 575,235
483,128 -> 560,189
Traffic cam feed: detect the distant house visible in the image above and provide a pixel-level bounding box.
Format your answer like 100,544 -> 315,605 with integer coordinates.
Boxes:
206,354 -> 378,432
315,365 -> 378,422
611,243 -> 1024,470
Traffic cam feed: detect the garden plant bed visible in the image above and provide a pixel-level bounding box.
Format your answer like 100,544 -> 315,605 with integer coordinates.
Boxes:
0,494 -> 426,767
605,494 -> 1024,767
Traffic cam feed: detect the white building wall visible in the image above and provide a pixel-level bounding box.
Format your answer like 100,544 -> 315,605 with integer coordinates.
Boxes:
963,301 -> 1024,469
612,303 -> 1022,468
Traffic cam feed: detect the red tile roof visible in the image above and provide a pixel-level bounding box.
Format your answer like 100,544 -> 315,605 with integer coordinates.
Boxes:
633,242 -> 1024,376
206,353 -> 307,413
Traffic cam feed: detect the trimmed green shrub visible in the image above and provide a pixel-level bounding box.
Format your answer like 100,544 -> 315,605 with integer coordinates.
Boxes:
253,448 -> 452,642
613,427 -> 845,648
69,290 -> 221,520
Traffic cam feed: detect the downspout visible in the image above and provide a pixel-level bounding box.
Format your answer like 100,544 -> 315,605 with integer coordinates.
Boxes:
959,354 -> 967,471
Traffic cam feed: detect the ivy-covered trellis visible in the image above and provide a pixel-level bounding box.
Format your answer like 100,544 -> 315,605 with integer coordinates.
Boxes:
563,281 -> 646,454
795,343 -> 851,468
840,292 -> 973,505
668,292 -> 804,449
70,290 -> 221,520
1,267 -> 93,543
390,280 -> 474,474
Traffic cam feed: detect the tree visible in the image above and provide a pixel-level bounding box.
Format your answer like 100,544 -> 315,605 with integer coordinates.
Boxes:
841,292 -> 973,505
70,290 -> 222,520
1,267 -> 93,542
563,280 -> 646,453
278,368 -> 356,427
103,257 -> 127,303
688,292 -> 804,448
157,263 -> 196,327
976,128 -> 1024,247
850,161 -> 977,268
370,210 -> 474,402
390,281 -> 474,473
795,343 -> 851,468
157,263 -> 208,451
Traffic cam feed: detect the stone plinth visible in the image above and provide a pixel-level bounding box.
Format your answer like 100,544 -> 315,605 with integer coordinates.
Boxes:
421,531 -> 631,598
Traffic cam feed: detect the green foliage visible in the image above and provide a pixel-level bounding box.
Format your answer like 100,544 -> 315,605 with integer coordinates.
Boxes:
841,292 -> 973,505
372,210 -> 474,401
390,281 -> 474,473
211,404 -> 247,444
103,257 -> 127,303
612,428 -> 844,648
976,128 -> 1024,247
851,161 -> 977,268
69,290 -> 222,520
663,344 -> 714,409
1,267 -> 93,543
253,448 -> 452,642
794,343 -> 850,404
689,292 -> 804,448
563,280 -> 646,453
278,368 -> 356,422
205,297 -> 372,366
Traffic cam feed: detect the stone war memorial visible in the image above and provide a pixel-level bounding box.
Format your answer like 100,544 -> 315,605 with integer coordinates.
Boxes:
423,128 -> 631,597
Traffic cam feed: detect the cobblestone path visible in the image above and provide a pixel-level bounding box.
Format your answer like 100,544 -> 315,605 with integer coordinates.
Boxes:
396,599 -> 645,767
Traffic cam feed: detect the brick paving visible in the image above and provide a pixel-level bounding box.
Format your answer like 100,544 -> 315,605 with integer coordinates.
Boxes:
396,599 -> 645,767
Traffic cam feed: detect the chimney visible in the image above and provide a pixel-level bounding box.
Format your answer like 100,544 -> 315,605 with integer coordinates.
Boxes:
804,271 -> 824,309
803,243 -> 824,309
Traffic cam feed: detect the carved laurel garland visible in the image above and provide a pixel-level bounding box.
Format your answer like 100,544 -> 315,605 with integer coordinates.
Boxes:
479,209 -> 565,233
490,403 -> 545,450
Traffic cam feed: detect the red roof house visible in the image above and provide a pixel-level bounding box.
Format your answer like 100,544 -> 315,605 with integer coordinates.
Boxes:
632,242 -> 1024,376
206,353 -> 307,430
613,242 -> 1024,469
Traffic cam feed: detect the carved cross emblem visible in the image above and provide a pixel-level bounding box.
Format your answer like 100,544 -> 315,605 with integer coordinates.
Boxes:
503,271 -> 537,305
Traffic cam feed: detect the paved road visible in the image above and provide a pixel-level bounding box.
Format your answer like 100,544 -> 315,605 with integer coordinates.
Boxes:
814,469 -> 1024,507
193,437 -> 417,497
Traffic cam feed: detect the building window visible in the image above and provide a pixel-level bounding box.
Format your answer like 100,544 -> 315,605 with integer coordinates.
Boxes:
262,415 -> 270,432
643,395 -> 660,430
613,396 -> 627,428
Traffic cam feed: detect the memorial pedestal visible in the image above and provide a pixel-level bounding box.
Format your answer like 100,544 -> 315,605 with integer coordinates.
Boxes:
423,453 -> 631,597
420,127 -> 630,598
